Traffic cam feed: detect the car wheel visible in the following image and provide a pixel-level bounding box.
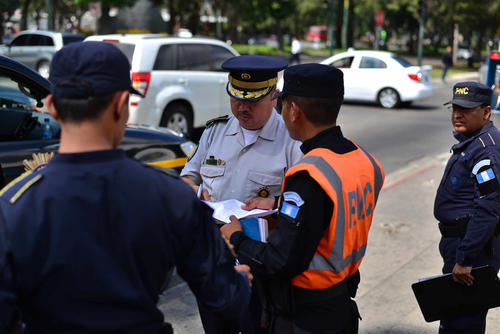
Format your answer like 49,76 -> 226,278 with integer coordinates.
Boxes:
160,102 -> 193,135
377,88 -> 400,109
37,60 -> 50,79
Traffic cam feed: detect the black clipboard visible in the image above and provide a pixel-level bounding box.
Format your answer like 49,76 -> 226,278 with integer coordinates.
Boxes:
411,265 -> 500,322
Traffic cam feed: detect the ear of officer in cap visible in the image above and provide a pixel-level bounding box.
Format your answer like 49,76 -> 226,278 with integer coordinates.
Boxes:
222,55 -> 288,101
444,81 -> 492,108
49,41 -> 143,99
274,63 -> 344,100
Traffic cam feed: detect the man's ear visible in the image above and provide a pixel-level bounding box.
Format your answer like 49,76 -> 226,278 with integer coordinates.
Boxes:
271,89 -> 279,108
484,105 -> 492,120
113,91 -> 129,121
290,101 -> 302,122
46,94 -> 60,121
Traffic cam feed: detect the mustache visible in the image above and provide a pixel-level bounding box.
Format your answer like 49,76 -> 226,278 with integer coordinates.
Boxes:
236,111 -> 251,117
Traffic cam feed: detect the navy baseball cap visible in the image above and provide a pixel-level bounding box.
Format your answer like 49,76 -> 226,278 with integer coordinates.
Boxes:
49,41 -> 143,99
222,55 -> 287,101
274,63 -> 344,100
444,81 -> 492,108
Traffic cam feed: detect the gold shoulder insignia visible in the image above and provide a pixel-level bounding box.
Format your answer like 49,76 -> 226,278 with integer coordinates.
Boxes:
0,170 -> 43,204
23,152 -> 55,172
206,115 -> 230,128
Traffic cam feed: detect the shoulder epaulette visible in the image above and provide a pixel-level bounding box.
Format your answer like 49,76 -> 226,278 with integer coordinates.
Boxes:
0,170 -> 43,204
477,132 -> 497,148
206,115 -> 230,128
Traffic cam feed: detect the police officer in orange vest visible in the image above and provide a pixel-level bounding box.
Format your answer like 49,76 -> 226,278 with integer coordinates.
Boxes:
221,63 -> 385,333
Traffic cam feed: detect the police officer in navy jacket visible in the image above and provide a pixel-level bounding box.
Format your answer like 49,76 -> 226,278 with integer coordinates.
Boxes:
0,41 -> 251,334
434,82 -> 500,334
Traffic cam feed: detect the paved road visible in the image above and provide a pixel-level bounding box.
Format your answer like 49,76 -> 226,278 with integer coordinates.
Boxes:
159,73 -> 500,333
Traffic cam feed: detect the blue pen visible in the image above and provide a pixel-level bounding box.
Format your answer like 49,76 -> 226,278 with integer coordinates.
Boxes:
197,183 -> 203,199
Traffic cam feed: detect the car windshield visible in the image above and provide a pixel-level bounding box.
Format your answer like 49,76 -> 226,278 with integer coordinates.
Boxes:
62,35 -> 85,45
392,55 -> 412,68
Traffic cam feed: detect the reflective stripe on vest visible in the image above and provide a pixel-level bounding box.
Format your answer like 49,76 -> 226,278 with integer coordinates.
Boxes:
284,146 -> 384,289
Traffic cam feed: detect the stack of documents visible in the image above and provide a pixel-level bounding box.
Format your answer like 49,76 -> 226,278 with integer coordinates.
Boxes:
203,199 -> 277,224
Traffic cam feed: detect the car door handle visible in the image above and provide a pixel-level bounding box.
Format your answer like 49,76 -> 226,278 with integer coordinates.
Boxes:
178,78 -> 188,85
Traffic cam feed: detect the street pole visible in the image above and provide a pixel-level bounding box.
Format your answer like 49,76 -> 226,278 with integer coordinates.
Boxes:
328,0 -> 335,56
46,0 -> 52,30
417,16 -> 424,66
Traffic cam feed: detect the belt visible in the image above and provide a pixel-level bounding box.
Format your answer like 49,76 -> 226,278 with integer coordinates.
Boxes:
293,280 -> 348,304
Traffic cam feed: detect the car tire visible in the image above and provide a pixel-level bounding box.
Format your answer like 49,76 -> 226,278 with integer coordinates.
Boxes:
377,88 -> 400,109
37,60 -> 50,80
160,102 -> 193,135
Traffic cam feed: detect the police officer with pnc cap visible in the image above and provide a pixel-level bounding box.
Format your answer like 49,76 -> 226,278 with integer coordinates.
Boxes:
221,63 -> 385,333
435,82 -> 500,334
0,41 -> 251,333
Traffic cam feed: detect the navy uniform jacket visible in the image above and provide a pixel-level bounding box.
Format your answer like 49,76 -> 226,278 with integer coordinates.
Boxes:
434,122 -> 500,273
0,149 -> 250,333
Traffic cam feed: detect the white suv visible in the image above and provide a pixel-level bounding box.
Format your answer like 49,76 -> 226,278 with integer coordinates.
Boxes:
84,34 -> 239,134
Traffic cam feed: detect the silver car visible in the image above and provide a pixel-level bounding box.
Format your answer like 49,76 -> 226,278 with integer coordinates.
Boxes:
0,30 -> 85,79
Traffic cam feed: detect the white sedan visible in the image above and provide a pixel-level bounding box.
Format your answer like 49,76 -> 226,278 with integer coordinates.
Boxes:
320,49 -> 433,108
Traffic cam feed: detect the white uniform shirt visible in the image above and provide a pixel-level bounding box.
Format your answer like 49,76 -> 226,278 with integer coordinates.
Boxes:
291,39 -> 302,55
181,110 -> 303,202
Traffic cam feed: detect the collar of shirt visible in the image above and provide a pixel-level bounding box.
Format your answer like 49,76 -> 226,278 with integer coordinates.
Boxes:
50,149 -> 126,165
225,109 -> 279,142
300,125 -> 357,154
452,121 -> 494,149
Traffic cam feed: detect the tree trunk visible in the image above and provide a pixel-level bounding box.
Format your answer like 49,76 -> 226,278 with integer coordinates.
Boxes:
167,0 -> 176,34
97,5 -> 115,34
347,0 -> 354,48
335,0 -> 342,49
276,19 -> 284,51
21,0 -> 32,31
187,0 -> 200,35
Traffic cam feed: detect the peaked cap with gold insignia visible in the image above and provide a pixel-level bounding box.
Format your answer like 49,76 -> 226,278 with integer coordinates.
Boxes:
222,55 -> 288,101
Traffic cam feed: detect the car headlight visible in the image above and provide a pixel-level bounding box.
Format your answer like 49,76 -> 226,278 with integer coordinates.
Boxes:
180,141 -> 197,159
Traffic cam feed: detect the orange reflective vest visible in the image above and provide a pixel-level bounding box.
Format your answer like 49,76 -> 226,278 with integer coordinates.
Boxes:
283,145 -> 384,290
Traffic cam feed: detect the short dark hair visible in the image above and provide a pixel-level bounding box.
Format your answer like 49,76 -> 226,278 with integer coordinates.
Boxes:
283,95 -> 343,125
52,93 -> 116,122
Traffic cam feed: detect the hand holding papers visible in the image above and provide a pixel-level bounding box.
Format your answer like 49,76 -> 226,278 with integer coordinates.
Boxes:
203,199 -> 277,224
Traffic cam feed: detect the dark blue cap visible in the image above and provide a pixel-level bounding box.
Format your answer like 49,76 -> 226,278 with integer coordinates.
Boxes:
445,81 -> 492,108
274,63 -> 344,100
221,55 -> 287,101
49,41 -> 143,99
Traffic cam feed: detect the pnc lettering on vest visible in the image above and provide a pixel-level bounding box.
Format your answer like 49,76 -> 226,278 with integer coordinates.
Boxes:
348,181 -> 373,229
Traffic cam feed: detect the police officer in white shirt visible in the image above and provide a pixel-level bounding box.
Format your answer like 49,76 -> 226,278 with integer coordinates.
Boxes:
181,55 -> 302,334
181,55 -> 302,204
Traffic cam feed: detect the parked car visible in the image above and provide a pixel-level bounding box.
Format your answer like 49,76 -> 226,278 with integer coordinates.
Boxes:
0,55 -> 196,188
84,34 -> 240,135
307,25 -> 327,43
320,49 -> 434,108
0,30 -> 85,79
457,46 -> 472,60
